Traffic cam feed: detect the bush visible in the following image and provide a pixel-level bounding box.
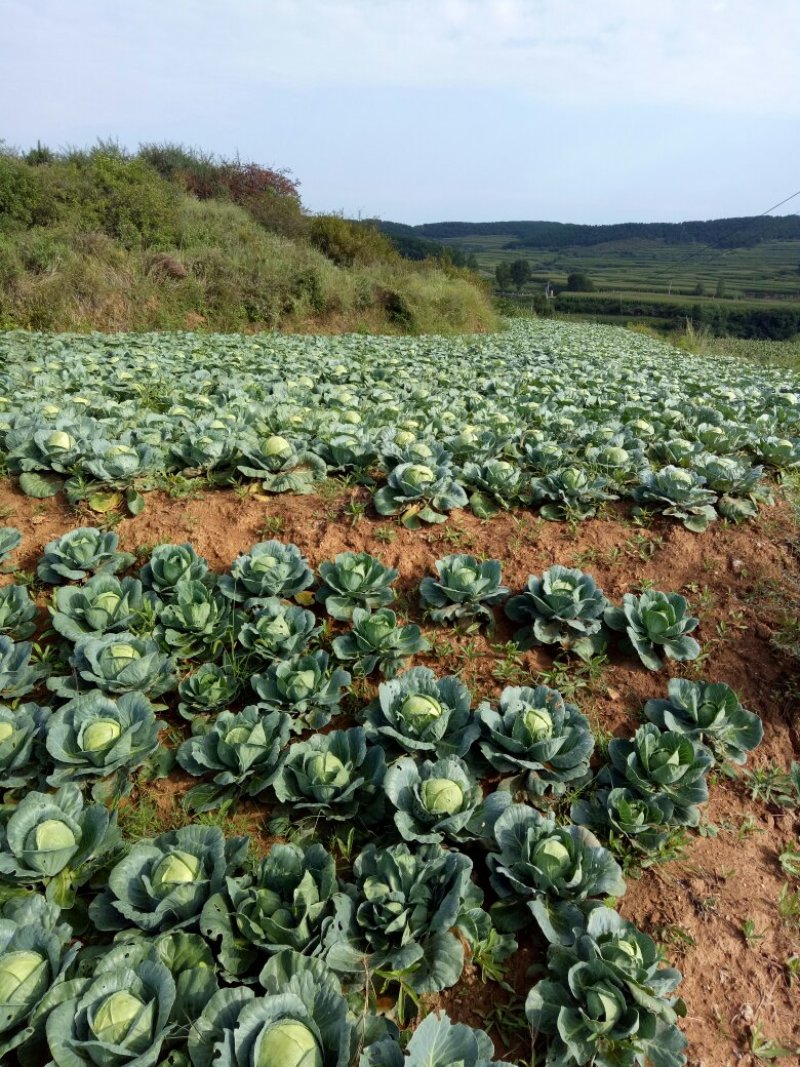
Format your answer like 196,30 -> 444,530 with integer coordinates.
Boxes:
310,215 -> 398,266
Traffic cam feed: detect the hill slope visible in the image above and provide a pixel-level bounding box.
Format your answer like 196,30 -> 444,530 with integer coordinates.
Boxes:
0,143 -> 496,334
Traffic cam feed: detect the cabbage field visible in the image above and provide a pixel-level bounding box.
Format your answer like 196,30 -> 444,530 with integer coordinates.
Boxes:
0,320 -> 798,1067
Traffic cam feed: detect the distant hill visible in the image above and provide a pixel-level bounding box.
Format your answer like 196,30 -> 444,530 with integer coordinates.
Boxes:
377,216 -> 800,250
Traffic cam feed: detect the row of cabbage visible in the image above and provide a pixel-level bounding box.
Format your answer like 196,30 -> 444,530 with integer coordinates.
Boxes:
0,525 -> 766,1066
1,322 -> 798,528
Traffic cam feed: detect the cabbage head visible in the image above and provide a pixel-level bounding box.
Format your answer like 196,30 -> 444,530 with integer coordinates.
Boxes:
177,706 -> 290,812
332,607 -> 428,678
90,824 -> 247,934
37,527 -> 134,584
477,685 -> 594,794
43,957 -> 176,1067
362,665 -> 479,758
0,783 -> 119,907
274,727 -> 385,824
644,678 -> 762,765
316,551 -> 398,620
487,804 -> 625,937
251,651 -> 350,732
201,842 -> 340,981
218,540 -> 314,602
45,690 -> 163,798
187,952 -> 351,1067
604,591 -> 700,671
419,554 -> 508,628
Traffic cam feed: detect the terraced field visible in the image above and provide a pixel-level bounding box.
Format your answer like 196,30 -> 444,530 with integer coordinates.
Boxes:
0,321 -> 798,1067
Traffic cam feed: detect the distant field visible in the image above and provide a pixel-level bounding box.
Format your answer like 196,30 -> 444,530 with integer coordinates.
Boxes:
439,234 -> 800,300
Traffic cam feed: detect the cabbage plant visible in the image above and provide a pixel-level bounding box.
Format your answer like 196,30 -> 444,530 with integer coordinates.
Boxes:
251,651 -> 350,732
598,723 -> 713,827
52,632 -> 176,698
177,706 -> 290,812
90,824 -> 247,934
570,787 -> 676,856
633,466 -> 718,532
218,540 -> 314,602
487,804 -> 625,936
0,637 -> 48,700
505,566 -> 609,659
604,591 -> 700,671
0,783 -> 119,906
532,467 -> 616,521
201,842 -> 340,980
42,957 -> 176,1067
237,434 -> 327,493
155,579 -> 236,659
644,678 -> 763,765
477,685 -> 594,794
527,906 -> 687,1067
140,542 -> 209,597
362,1010 -> 515,1067
37,527 -> 134,584
50,574 -> 152,642
462,459 -> 534,518
374,461 -> 468,528
419,554 -> 508,627
0,702 -> 49,790
237,598 -> 320,662
177,661 -> 241,721
275,727 -> 386,824
0,584 -> 37,640
332,607 -> 428,678
45,690 -> 163,798
384,756 -> 484,844
0,894 -> 78,1061
187,952 -> 351,1067
362,666 -> 479,758
315,551 -> 398,620
697,455 -> 772,522
76,929 -> 218,1046
326,842 -> 477,993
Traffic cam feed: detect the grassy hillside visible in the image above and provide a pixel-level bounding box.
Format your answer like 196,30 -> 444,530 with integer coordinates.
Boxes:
0,143 -> 497,334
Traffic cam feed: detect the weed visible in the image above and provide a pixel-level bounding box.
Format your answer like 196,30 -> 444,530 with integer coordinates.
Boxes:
778,883 -> 800,928
259,515 -> 285,537
342,499 -> 368,526
624,532 -> 662,561
653,923 -> 696,951
778,843 -> 800,878
744,763 -> 800,808
740,918 -> 766,944
749,1023 -> 799,1061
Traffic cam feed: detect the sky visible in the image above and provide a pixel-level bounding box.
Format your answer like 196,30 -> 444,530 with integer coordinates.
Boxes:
2,0 -> 800,225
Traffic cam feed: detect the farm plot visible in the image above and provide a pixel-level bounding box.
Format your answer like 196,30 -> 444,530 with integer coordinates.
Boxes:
0,321 -> 797,1067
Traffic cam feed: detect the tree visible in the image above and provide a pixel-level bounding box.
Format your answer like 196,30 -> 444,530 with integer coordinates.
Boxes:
566,272 -> 594,292
693,281 -> 705,296
509,258 -> 532,291
495,262 -> 512,291
714,278 -> 727,298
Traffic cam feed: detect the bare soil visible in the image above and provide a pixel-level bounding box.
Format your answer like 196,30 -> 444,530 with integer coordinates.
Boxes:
3,479 -> 799,1065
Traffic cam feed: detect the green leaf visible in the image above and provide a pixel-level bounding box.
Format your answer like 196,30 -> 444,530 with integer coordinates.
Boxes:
126,489 -> 145,516
19,472 -> 62,498
469,491 -> 498,519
